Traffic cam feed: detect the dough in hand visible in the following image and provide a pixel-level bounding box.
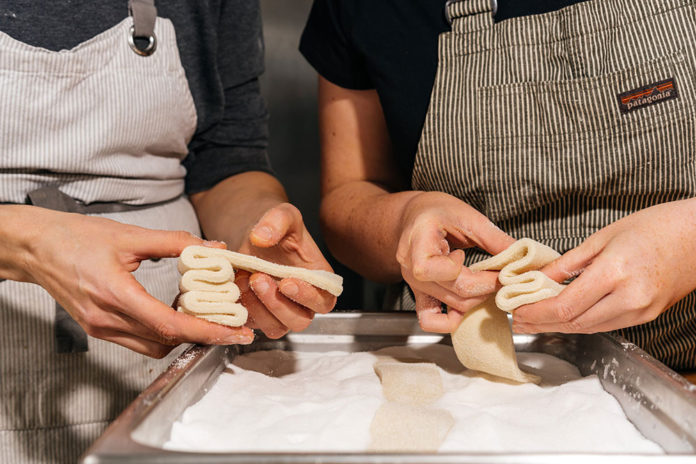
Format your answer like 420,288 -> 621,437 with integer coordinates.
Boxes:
451,298 -> 540,384
176,245 -> 343,328
374,362 -> 444,405
452,238 -> 565,383
177,247 -> 247,327
368,402 -> 454,452
179,245 -> 343,296
469,238 -> 564,312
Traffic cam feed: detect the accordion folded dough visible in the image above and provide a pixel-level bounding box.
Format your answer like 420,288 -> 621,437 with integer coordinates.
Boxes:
179,246 -> 343,297
451,238 -> 565,384
176,245 -> 344,328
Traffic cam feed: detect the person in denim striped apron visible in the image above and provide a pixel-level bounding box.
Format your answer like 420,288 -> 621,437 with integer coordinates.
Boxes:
0,1 -> 336,462
307,0 -> 696,370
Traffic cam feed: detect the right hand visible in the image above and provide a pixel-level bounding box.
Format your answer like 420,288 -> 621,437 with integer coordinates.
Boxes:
7,206 -> 254,358
396,192 -> 515,333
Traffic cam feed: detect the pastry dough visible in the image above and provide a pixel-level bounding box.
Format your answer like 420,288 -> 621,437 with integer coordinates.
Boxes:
368,402 -> 454,452
179,245 -> 343,296
370,360 -> 452,452
374,362 -> 444,405
452,238 -> 565,384
177,245 -> 343,328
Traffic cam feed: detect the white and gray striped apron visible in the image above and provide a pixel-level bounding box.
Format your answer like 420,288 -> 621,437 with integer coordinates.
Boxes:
0,1 -> 200,462
412,0 -> 696,370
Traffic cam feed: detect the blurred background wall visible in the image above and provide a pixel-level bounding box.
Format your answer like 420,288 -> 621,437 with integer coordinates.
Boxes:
258,0 -> 386,310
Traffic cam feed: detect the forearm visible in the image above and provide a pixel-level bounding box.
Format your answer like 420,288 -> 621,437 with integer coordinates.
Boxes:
321,181 -> 422,283
190,171 -> 289,251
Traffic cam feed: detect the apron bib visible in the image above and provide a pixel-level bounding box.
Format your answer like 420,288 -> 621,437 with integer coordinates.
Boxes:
0,1 -> 200,462
412,0 -> 696,369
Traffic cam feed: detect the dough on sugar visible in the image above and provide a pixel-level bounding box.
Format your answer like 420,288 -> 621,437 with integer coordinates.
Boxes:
368,402 -> 454,452
374,362 -> 444,404
179,245 -> 344,297
452,238 -> 565,384
177,291 -> 248,327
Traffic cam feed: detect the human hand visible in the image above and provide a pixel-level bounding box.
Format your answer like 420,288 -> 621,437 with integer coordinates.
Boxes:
18,208 -> 254,358
396,192 -> 516,332
235,203 -> 337,338
513,200 -> 696,334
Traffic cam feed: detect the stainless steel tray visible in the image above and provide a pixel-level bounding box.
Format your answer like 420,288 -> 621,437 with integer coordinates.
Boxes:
81,312 -> 696,463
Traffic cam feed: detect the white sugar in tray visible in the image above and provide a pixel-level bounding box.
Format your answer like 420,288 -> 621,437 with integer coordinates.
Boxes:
163,344 -> 663,453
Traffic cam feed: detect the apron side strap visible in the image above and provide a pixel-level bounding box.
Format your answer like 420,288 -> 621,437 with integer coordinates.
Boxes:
27,186 -> 83,213
129,0 -> 157,39
445,0 -> 496,32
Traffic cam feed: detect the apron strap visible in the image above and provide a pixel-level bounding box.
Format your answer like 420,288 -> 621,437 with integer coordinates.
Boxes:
128,0 -> 158,56
129,0 -> 157,38
445,0 -> 497,32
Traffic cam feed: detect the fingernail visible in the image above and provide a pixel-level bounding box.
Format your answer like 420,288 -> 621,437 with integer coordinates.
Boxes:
281,282 -> 299,297
252,226 -> 274,242
202,240 -> 226,247
226,333 -> 254,345
252,279 -> 269,295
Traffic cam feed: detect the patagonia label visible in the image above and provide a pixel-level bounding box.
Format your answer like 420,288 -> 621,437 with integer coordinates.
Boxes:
617,78 -> 678,114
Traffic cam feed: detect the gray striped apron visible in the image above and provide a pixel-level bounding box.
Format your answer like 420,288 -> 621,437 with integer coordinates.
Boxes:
412,0 -> 696,370
0,1 -> 200,462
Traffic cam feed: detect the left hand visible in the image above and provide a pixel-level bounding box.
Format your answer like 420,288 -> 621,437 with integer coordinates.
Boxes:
513,199 -> 696,334
235,203 -> 337,338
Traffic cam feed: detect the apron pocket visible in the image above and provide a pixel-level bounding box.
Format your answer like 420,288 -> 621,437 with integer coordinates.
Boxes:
475,50 -> 696,226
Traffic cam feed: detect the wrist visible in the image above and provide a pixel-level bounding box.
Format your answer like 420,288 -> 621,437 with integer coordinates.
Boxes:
0,205 -> 52,282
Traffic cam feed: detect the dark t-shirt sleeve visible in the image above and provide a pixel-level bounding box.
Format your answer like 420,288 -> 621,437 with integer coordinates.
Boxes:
299,0 -> 373,90
184,0 -> 273,194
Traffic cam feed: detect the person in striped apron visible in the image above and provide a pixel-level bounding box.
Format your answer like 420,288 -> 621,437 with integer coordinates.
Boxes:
301,0 -> 696,370
0,1 -> 336,462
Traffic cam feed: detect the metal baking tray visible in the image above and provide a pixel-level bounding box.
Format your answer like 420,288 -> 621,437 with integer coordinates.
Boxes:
81,312 -> 696,463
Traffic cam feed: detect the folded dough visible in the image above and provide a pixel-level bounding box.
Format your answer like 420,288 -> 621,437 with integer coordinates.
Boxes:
452,238 -> 565,384
179,245 -> 343,297
176,245 -> 344,328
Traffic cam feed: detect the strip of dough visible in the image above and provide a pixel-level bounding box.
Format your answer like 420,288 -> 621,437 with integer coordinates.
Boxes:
452,238 -> 565,384
194,313 -> 248,328
368,402 -> 454,452
374,362 -> 444,405
179,246 -> 343,296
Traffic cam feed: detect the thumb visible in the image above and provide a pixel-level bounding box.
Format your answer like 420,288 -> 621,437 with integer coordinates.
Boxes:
249,203 -> 303,248
541,240 -> 599,283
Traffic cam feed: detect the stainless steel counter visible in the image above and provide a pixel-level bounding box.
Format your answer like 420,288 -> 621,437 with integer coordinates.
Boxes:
81,312 -> 696,463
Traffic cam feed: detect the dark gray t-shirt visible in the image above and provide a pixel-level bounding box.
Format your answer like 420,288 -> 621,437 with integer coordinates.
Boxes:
0,0 -> 272,194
